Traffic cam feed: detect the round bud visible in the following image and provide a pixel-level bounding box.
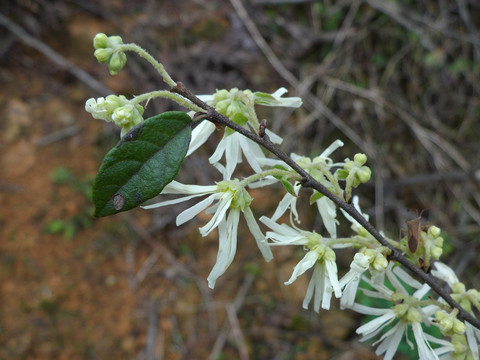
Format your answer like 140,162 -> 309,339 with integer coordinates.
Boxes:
94,48 -> 112,64
354,153 -> 367,165
108,51 -> 127,75
428,225 -> 441,238
93,33 -> 109,49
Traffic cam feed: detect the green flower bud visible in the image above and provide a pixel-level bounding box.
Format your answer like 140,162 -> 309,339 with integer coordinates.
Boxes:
428,225 -> 441,237
93,33 -> 109,49
344,160 -> 354,171
354,153 -> 367,165
107,35 -> 123,48
373,254 -> 388,271
393,303 -> 409,317
357,226 -> 369,237
435,310 -> 447,321
357,167 -> 372,183
108,51 -> 127,75
94,48 -> 113,64
452,282 -> 466,294
215,99 -> 230,115
213,89 -> 231,103
431,246 -> 443,259
434,236 -> 444,247
453,319 -> 466,335
406,307 -> 422,323
451,333 -> 468,353
439,316 -> 453,332
324,248 -> 336,261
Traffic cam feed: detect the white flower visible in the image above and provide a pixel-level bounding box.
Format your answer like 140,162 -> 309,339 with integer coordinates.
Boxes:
186,88 -> 302,177
260,216 -> 342,311
143,179 -> 273,288
85,95 -> 144,137
280,140 -> 344,236
350,264 -> 444,360
339,252 -> 371,309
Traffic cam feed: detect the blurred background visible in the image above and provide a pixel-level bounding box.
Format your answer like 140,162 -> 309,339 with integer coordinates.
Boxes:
1,0 -> 480,359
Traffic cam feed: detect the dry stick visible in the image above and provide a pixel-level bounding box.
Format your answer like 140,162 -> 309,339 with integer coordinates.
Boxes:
171,83 -> 480,330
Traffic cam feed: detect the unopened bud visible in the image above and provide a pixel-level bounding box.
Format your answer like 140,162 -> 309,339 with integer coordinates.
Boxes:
108,51 -> 127,75
94,48 -> 113,64
354,153 -> 367,165
93,33 -> 109,49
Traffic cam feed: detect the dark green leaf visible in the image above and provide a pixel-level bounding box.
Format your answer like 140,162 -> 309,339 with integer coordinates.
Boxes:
93,111 -> 192,217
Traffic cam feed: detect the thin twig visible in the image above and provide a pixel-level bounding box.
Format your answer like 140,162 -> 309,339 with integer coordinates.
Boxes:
170,82 -> 480,330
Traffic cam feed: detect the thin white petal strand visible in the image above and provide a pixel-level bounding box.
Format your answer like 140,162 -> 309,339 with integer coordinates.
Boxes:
320,139 -> 344,158
239,137 -> 263,173
187,121 -> 217,156
316,197 -> 338,237
243,207 -> 273,261
209,136 -> 227,164
199,193 -> 233,236
207,211 -> 240,289
142,193 -> 208,209
285,251 -> 319,285
176,193 -> 218,226
412,322 -> 439,360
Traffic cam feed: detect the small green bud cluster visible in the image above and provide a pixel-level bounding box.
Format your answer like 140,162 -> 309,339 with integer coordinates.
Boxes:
85,95 -> 144,137
93,33 -> 127,75
213,88 -> 254,125
341,153 -> 372,187
435,310 -> 466,336
360,247 -> 389,272
415,225 -> 444,269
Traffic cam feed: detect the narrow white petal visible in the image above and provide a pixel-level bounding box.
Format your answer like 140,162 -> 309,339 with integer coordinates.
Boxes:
265,128 -> 283,144
466,323 -> 480,360
199,194 -> 233,236
209,136 -> 227,164
377,322 -> 406,360
161,180 -> 217,195
393,265 -> 423,290
243,207 -> 273,261
431,262 -> 460,286
412,322 -> 439,360
207,211 -> 240,289
356,311 -> 396,336
320,139 -> 344,158
224,134 -> 241,179
239,137 -> 263,174
325,259 -> 341,298
285,251 -> 318,285
142,193 -> 207,209
176,194 -> 218,226
187,121 -> 216,156
316,197 -> 338,237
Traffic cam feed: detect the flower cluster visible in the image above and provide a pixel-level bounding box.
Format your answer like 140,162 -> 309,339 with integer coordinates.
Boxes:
85,33 -> 480,360
93,33 -> 127,75
85,95 -> 144,137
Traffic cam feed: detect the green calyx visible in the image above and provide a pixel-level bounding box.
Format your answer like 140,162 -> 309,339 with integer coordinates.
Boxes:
216,179 -> 252,211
